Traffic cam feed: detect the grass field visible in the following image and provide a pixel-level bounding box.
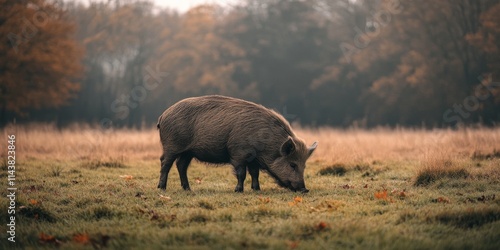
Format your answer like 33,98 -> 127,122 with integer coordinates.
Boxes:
1,124 -> 500,249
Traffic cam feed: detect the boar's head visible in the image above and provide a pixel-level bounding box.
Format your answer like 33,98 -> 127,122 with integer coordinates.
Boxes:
266,137 -> 317,193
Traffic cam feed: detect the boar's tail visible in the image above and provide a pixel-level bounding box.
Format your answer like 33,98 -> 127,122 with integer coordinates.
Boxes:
157,115 -> 162,130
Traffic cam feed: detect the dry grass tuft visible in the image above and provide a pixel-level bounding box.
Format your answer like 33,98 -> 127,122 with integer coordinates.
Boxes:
471,149 -> 500,160
18,204 -> 56,223
414,159 -> 469,186
318,164 -> 347,176
433,208 -> 500,229
317,162 -> 371,176
80,159 -> 128,170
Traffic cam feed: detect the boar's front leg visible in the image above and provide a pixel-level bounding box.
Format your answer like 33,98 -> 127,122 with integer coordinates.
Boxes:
176,153 -> 193,191
234,164 -> 247,192
248,162 -> 260,191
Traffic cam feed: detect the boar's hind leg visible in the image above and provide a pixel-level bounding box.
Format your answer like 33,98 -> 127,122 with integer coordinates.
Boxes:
157,154 -> 176,190
234,164 -> 247,193
248,163 -> 260,191
176,153 -> 193,191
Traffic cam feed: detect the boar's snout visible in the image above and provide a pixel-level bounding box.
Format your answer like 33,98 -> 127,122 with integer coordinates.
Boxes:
290,182 -> 308,193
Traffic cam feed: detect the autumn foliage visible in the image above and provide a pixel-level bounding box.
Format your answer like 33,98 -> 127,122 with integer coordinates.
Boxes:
0,0 -> 82,116
2,0 -> 500,127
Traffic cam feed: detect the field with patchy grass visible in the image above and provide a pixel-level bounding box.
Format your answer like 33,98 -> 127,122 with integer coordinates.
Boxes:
1,124 -> 500,249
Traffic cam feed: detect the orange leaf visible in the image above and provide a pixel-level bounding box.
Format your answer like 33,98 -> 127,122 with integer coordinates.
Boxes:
119,175 -> 133,180
375,190 -> 388,200
29,199 -> 38,205
315,221 -> 329,230
195,177 -> 202,184
288,201 -> 296,207
433,197 -> 450,203
294,196 -> 303,203
39,232 -> 62,246
39,233 -> 56,243
73,233 -> 90,244
259,196 -> 271,204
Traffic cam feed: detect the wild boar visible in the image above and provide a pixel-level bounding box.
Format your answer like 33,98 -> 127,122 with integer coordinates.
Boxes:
156,95 -> 317,192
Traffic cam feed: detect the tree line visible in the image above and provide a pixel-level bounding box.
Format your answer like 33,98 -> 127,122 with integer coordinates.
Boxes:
1,0 -> 499,128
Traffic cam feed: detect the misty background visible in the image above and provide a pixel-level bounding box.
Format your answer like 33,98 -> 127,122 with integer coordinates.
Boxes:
1,0 -> 499,128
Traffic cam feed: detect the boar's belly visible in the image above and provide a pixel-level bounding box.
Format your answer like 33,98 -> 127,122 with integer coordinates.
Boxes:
191,148 -> 231,164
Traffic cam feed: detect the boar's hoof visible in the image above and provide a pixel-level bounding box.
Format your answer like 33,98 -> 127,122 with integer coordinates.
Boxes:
299,188 -> 309,193
234,186 -> 244,192
157,183 -> 166,190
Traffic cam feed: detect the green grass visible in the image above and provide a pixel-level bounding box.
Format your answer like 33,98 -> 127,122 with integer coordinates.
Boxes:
1,158 -> 499,249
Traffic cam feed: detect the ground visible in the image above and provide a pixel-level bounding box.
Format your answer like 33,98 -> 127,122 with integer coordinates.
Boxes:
0,125 -> 499,249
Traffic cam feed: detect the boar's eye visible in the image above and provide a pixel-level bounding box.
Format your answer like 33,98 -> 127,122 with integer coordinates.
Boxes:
290,163 -> 298,171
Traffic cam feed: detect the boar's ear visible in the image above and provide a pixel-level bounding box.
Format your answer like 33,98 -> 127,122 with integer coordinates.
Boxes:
308,141 -> 318,157
280,137 -> 296,156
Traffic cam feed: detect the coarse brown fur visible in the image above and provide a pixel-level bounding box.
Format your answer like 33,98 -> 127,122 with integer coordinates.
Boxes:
157,95 -> 317,192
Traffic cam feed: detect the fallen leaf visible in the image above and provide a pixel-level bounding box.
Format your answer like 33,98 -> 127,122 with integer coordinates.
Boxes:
432,197 -> 450,203
119,175 -> 133,180
315,221 -> 329,230
73,233 -> 90,244
150,210 -> 160,221
39,233 -> 62,246
437,197 -> 449,203
289,196 -> 303,206
476,195 -> 495,202
259,196 -> 271,204
399,191 -> 406,198
159,195 -> 171,201
363,184 -> 368,188
287,240 -> 300,249
375,190 -> 388,200
310,200 -> 344,212
39,233 -> 56,243
309,206 -> 320,212
29,199 -> 38,205
195,177 -> 202,184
